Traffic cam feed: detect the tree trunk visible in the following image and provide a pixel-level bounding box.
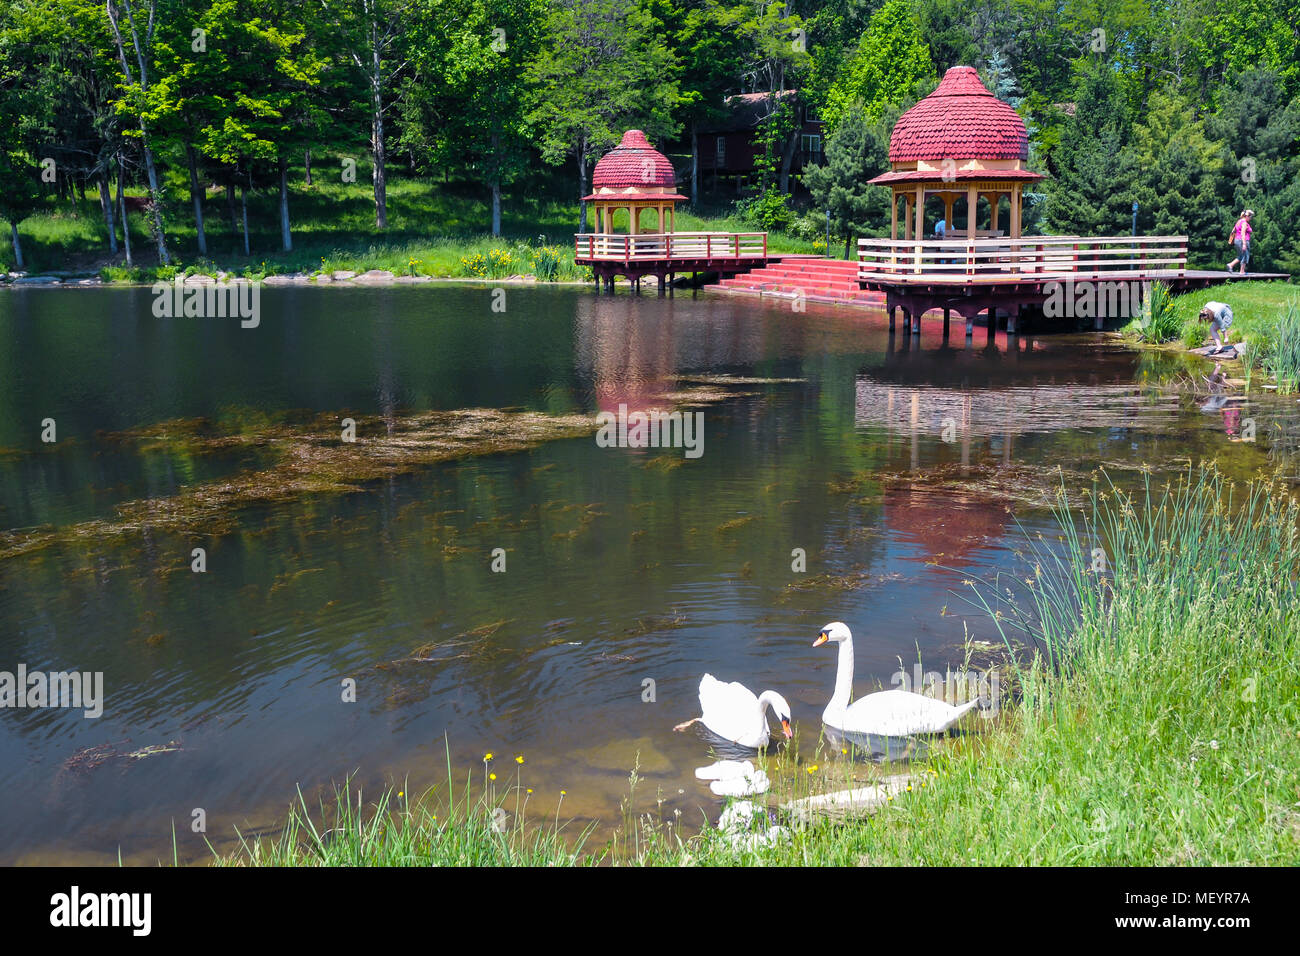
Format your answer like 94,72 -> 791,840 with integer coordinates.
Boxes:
226,177 -> 238,251
304,148 -> 313,186
490,130 -> 501,237
9,222 -> 24,270
844,231 -> 852,261
99,173 -> 118,254
371,59 -> 387,229
117,154 -> 132,267
690,124 -> 699,207
779,125 -> 800,195
577,139 -> 589,234
187,144 -> 207,256
279,156 -> 292,252
240,177 -> 250,257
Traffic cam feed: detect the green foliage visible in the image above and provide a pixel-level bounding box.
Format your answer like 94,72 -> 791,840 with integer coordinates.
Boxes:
801,105 -> 892,258
735,186 -> 792,232
1129,280 -> 1179,343
824,0 -> 934,131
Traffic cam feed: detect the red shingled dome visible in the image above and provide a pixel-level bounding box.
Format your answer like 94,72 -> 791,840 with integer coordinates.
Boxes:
889,66 -> 1029,163
591,130 -> 677,189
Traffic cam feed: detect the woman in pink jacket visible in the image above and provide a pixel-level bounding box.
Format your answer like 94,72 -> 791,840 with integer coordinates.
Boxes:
1226,209 -> 1253,274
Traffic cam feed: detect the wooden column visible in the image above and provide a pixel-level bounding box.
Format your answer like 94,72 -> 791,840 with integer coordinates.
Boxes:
1010,185 -> 1021,240
904,197 -> 913,240
966,185 -> 978,239
890,191 -> 899,240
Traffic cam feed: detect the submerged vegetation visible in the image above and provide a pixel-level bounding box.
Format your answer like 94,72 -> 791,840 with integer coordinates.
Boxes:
219,464 -> 1300,866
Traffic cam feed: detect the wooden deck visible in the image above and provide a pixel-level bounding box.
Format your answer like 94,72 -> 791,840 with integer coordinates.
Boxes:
857,236 -> 1289,333
574,232 -> 769,291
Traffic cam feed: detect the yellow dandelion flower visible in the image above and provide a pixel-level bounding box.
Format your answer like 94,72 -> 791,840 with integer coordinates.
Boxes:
807,764 -> 819,773
560,790 -> 567,795
516,755 -> 524,764
489,773 -> 497,781
397,791 -> 404,798
527,788 -> 533,794
484,752 -> 493,762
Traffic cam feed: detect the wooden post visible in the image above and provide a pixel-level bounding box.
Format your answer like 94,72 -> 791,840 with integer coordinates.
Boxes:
966,185 -> 978,240
889,305 -> 896,332
965,312 -> 974,338
987,304 -> 996,343
1007,304 -> 1018,335
890,191 -> 898,241
1010,185 -> 1021,240
943,307 -> 950,339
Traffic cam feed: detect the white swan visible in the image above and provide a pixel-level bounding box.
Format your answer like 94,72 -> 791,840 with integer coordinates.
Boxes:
674,674 -> 793,750
814,622 -> 980,736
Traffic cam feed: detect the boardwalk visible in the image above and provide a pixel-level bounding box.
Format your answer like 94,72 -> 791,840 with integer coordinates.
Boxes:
573,231 -> 770,292
857,236 -> 1289,334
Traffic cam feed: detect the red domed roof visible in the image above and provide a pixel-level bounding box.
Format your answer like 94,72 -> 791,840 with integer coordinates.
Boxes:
592,130 -> 677,189
888,66 -> 1029,163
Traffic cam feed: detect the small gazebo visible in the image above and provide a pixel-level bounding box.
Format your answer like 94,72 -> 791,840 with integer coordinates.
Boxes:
585,130 -> 686,235
868,66 -> 1043,241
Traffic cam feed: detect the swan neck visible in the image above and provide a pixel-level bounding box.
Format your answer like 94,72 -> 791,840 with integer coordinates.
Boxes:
830,638 -> 854,712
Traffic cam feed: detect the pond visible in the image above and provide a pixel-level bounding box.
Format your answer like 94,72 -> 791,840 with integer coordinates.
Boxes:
1,283 -> 1296,864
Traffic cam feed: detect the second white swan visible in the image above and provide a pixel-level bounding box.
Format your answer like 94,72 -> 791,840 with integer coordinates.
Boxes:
814,622 -> 980,736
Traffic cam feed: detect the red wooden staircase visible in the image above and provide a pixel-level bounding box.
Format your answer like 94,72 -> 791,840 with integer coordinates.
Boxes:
713,256 -> 885,307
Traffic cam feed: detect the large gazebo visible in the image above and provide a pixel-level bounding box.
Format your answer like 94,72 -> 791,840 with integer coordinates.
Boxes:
585,129 -> 686,235
868,66 -> 1043,242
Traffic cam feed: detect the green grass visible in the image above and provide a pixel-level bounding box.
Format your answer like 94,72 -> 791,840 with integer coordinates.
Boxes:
2,171 -> 828,281
217,464 -> 1300,866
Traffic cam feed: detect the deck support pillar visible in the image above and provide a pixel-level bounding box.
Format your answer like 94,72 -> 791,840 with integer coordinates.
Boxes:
888,306 -> 896,332
943,307 -> 950,339
965,314 -> 974,338
911,309 -> 920,335
657,275 -> 666,296
986,305 -> 996,344
1006,307 -> 1017,335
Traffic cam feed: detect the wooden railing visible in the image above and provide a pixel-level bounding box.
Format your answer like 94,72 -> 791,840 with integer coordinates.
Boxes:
858,236 -> 1188,282
574,232 -> 768,261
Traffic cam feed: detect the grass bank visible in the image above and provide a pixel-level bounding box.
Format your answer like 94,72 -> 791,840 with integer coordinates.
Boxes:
217,465 -> 1300,866
1124,280 -> 1300,392
1,175 -> 827,284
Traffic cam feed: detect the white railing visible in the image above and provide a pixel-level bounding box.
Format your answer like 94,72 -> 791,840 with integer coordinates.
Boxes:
858,236 -> 1188,282
575,232 -> 768,261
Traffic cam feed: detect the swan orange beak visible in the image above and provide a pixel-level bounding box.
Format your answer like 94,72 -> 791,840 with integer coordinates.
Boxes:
781,719 -> 792,739
813,632 -> 828,647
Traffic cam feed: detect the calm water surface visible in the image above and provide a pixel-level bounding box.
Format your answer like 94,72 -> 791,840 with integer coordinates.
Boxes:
1,284 -> 1295,863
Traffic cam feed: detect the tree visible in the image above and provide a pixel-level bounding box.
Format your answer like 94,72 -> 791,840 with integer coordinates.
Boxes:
1131,87 -> 1225,262
105,0 -> 170,264
319,0 -> 413,230
801,105 -> 892,258
653,0 -> 748,206
824,0 -> 934,132
525,0 -> 681,232
1207,68 -> 1300,272
402,0 -> 544,235
1044,65 -> 1138,237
